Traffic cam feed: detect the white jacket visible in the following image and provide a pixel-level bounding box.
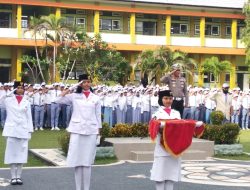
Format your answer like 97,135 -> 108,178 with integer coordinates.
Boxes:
2,95 -> 33,139
152,107 -> 181,157
56,92 -> 102,135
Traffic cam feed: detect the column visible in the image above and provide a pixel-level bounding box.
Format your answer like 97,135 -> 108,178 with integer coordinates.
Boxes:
198,54 -> 204,87
130,13 -> 136,44
232,19 -> 237,48
17,5 -> 22,38
230,55 -> 236,88
94,11 -> 100,34
200,17 -> 205,47
166,15 -> 171,45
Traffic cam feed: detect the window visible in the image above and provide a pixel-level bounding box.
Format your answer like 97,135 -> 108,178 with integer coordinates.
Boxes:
21,20 -> 28,28
210,73 -> 219,82
112,20 -> 121,30
237,26 -> 244,38
211,25 -> 220,36
226,26 -> 231,36
171,23 -> 188,34
136,21 -> 143,32
195,25 -> 200,35
205,24 -> 220,36
76,10 -> 86,15
76,18 -> 85,27
180,24 -> 188,34
65,16 -> 75,26
0,13 -> 11,28
225,73 -> 230,82
100,19 -> 112,30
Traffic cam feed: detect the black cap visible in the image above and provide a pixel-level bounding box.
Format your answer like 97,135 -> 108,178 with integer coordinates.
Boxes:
78,74 -> 91,82
158,90 -> 173,106
13,81 -> 24,89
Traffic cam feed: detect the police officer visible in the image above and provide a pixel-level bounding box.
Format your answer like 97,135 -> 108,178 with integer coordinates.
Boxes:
160,63 -> 188,117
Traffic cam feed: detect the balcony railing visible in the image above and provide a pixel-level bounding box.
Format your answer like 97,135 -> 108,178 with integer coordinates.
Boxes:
0,28 -> 18,38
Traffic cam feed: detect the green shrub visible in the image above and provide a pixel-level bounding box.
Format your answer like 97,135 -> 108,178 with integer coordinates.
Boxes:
110,123 -> 132,137
58,131 -> 70,155
201,123 -> 240,144
100,122 -> 110,144
131,123 -> 149,137
210,111 -> 224,125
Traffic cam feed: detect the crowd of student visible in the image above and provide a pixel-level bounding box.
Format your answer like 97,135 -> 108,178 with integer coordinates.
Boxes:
0,82 -> 249,130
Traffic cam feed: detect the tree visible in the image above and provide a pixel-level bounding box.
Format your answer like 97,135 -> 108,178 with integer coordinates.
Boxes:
201,56 -> 231,87
40,14 -> 67,83
242,0 -> 250,66
25,16 -> 46,82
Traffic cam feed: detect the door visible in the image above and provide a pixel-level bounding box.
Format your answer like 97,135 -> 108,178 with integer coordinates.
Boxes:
0,67 -> 10,82
143,22 -> 156,35
237,73 -> 244,90
243,74 -> 249,91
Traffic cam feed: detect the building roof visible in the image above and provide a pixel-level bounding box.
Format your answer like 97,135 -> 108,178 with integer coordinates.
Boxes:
119,0 -> 247,9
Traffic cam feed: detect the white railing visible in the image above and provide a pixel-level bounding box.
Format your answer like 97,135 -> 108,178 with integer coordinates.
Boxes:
100,33 -> 131,44
171,36 -> 200,47
136,35 -> 166,45
0,28 -> 18,38
237,40 -> 245,49
205,38 -> 232,48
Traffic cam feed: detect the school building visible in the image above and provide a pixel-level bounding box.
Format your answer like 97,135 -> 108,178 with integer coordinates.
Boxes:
0,0 -> 248,89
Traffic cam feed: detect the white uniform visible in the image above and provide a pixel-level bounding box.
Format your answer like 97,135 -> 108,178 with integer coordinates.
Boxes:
2,95 -> 33,164
56,92 -> 101,167
150,106 -> 181,182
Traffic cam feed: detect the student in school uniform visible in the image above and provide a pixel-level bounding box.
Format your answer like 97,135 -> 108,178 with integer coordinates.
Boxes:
2,81 -> 33,185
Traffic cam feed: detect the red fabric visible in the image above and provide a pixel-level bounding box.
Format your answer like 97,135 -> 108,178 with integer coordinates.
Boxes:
161,119 -> 197,156
164,108 -> 171,115
83,91 -> 90,98
149,119 -> 160,141
15,95 -> 23,104
194,124 -> 205,138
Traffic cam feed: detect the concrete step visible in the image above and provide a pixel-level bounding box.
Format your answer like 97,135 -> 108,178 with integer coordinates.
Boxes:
106,137 -> 214,161
130,150 -> 208,161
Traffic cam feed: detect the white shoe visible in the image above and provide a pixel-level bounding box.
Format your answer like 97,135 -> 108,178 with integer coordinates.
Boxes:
35,128 -> 38,131
51,127 -> 55,131
55,127 -> 60,131
40,127 -> 44,131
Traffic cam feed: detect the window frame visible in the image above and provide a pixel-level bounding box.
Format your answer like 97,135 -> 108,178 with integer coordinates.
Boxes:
112,19 -> 121,31
75,17 -> 86,28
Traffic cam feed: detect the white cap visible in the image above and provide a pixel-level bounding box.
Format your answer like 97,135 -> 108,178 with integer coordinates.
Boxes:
222,83 -> 229,88
41,82 -> 46,86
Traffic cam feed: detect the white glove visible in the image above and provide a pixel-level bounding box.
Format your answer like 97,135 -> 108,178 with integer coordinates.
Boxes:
69,81 -> 83,91
195,121 -> 203,127
96,135 -> 101,146
160,121 -> 165,128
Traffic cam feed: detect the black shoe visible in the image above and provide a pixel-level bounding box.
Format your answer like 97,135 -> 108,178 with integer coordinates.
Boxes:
10,178 -> 17,185
16,178 -> 23,185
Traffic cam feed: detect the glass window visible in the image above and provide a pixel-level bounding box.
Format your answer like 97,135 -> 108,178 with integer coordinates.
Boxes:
180,24 -> 188,34
225,73 -> 230,82
136,21 -> 143,32
195,25 -> 200,35
0,13 -> 11,28
65,16 -> 75,26
171,23 -> 180,34
76,18 -> 85,28
205,24 -> 211,35
226,26 -> 231,36
100,19 -> 112,30
211,25 -> 220,36
112,20 -> 121,30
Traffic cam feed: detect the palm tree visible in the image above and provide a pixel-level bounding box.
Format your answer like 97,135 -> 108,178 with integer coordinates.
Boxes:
40,14 -> 67,83
201,56 -> 231,87
25,16 -> 46,82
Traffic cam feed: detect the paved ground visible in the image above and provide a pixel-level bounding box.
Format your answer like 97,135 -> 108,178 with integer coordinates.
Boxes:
1,159 -> 250,190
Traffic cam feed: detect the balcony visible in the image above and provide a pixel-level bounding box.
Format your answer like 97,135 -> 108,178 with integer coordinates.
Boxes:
205,38 -> 232,48
171,36 -> 200,47
0,28 -> 18,38
136,35 -> 166,45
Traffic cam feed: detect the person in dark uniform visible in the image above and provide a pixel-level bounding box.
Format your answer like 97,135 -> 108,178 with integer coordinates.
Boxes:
160,63 -> 188,117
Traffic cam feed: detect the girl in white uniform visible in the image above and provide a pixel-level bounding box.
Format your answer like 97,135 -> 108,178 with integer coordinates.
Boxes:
150,90 -> 181,190
56,74 -> 101,190
150,90 -> 203,190
2,81 -> 33,185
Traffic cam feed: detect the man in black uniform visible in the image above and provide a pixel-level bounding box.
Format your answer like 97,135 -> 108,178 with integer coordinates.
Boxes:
160,63 -> 188,117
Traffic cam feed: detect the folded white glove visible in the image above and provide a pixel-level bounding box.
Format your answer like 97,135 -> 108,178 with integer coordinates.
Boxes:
195,121 -> 203,127
69,81 -> 83,91
96,135 -> 101,146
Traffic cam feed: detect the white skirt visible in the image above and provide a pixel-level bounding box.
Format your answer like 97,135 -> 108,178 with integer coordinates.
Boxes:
4,137 -> 29,164
150,156 -> 181,182
67,133 -> 97,167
